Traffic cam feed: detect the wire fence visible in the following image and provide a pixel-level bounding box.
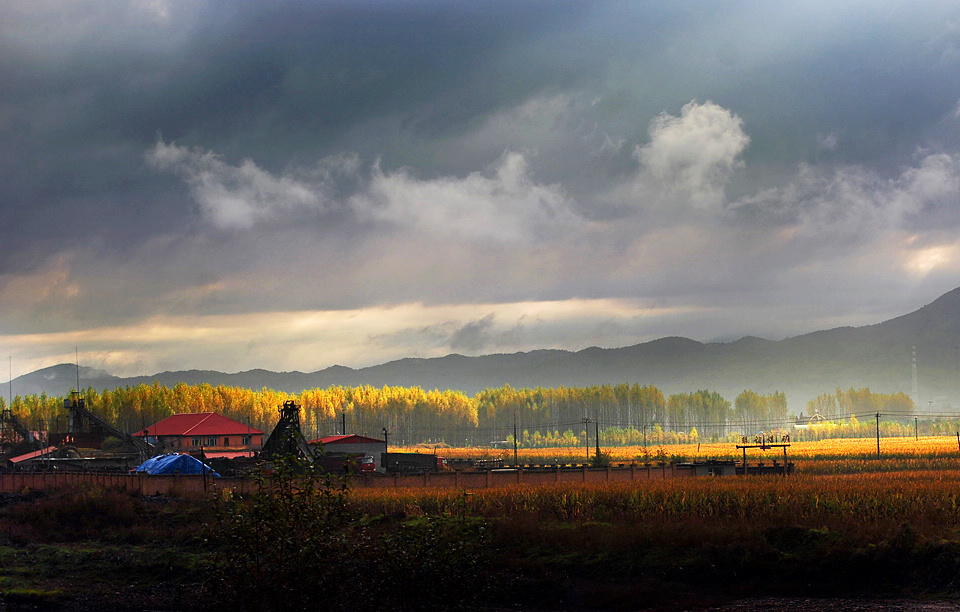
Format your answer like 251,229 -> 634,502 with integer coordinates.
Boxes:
306,410 -> 960,449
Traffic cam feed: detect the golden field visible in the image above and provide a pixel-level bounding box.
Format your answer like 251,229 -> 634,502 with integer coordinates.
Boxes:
399,434 -> 960,474
356,438 -> 960,539
353,469 -> 960,534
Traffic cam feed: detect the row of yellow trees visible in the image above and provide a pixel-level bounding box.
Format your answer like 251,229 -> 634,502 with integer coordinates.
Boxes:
0,382 -> 919,447
806,387 -> 915,419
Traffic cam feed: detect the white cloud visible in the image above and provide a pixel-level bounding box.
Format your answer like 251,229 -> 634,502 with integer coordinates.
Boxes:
0,0 -> 198,59
149,139 -> 582,241
817,132 -> 838,151
633,101 -> 750,211
738,152 -> 960,237
353,151 -> 580,242
146,140 -> 324,230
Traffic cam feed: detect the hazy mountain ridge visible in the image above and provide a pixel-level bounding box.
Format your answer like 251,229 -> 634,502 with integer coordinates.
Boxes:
9,288 -> 960,410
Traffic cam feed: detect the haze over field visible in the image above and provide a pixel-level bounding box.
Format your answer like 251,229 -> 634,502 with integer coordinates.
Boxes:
3,2 -> 960,379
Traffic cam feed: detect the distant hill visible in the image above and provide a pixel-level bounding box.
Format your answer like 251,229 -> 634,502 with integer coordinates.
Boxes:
10,287 -> 960,411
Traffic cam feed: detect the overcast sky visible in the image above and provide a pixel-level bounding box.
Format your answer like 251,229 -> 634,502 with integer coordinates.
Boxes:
4,1 -> 960,379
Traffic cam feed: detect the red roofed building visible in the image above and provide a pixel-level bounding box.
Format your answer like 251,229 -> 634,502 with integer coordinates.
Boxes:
308,434 -> 386,471
134,413 -> 263,457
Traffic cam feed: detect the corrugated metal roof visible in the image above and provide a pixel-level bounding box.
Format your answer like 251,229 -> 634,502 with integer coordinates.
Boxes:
134,412 -> 264,437
199,450 -> 256,459
9,446 -> 58,464
307,434 -> 384,445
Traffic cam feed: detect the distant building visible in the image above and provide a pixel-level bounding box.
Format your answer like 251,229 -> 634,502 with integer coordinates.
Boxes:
308,434 -> 386,471
134,413 -> 263,458
793,412 -> 826,430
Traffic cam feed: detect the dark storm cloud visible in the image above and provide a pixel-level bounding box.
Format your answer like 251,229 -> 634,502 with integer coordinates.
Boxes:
0,1 -> 600,273
4,1 -> 960,375
449,314 -> 496,353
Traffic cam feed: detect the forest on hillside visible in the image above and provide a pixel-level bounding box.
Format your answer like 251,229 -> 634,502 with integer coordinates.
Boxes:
0,381 -> 917,447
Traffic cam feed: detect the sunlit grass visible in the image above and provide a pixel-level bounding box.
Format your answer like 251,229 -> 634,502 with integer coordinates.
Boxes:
395,435 -> 960,475
403,435 -> 960,461
352,469 -> 960,539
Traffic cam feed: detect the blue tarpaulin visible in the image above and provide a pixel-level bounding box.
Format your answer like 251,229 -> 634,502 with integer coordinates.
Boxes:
133,453 -> 219,476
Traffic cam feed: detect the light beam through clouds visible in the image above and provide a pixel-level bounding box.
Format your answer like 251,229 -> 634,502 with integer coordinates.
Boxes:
1,299 -> 702,377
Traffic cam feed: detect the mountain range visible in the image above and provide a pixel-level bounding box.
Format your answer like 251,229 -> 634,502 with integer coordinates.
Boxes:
10,287 -> 960,411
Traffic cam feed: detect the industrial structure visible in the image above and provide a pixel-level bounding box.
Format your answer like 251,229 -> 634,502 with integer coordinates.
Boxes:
260,400 -> 314,459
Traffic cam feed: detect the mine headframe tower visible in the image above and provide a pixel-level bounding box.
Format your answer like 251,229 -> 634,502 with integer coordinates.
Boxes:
0,408 -> 39,451
260,400 -> 315,460
63,392 -> 155,460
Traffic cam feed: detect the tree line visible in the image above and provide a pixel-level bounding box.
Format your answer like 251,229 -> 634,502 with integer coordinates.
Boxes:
806,387 -> 915,420
0,381 -> 917,447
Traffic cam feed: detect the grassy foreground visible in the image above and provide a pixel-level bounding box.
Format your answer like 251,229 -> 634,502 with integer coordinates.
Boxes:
3,441 -> 960,610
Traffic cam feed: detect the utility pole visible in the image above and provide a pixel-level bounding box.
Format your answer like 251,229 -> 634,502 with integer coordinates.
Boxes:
582,417 -> 591,460
594,415 -> 601,465
513,411 -> 519,467
915,416 -> 919,441
641,401 -> 647,448
876,412 -> 881,459
382,428 -> 389,473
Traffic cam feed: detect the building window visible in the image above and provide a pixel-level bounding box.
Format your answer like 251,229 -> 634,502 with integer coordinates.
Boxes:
205,436 -> 218,447
223,437 -> 230,446
192,437 -> 201,447
242,435 -> 251,445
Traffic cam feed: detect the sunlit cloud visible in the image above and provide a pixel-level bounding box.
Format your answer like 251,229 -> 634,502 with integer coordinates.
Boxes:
0,255 -> 80,307
905,242 -> 960,276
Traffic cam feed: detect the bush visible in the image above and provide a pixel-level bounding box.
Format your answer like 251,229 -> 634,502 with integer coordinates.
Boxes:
211,455 -> 492,610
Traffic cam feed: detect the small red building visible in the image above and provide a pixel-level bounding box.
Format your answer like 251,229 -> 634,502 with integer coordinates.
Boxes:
135,413 -> 263,458
308,434 -> 386,471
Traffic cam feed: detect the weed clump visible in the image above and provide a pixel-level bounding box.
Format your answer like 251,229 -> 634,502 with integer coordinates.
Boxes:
210,455 -> 492,611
